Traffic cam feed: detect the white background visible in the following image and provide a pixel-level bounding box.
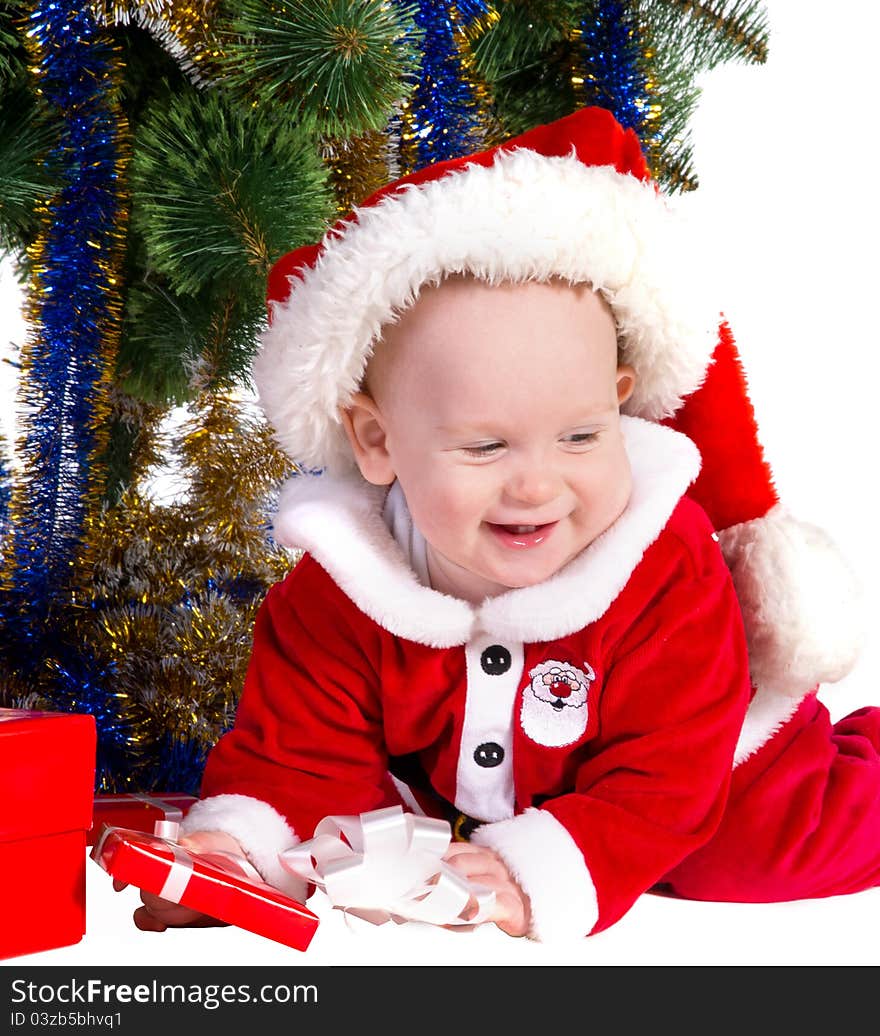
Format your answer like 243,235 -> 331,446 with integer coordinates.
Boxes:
3,0 -> 880,967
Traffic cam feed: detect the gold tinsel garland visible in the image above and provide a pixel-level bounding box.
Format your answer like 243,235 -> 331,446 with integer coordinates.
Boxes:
86,369 -> 294,768
323,130 -> 392,215
91,0 -> 225,83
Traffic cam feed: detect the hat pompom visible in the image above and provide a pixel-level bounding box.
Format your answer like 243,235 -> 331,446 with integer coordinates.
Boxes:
666,323 -> 864,691
718,506 -> 864,694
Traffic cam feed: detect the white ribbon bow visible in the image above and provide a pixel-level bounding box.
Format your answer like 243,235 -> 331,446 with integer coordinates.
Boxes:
279,806 -> 495,927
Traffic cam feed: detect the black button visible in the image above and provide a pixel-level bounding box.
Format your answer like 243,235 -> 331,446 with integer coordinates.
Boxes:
474,742 -> 505,768
480,645 -> 511,675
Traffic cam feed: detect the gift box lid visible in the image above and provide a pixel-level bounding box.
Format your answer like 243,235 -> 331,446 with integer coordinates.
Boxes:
0,708 -> 96,842
91,825 -> 320,952
87,792 -> 199,845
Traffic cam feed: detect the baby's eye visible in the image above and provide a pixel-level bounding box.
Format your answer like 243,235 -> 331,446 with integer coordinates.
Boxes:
462,441 -> 505,457
562,431 -> 600,446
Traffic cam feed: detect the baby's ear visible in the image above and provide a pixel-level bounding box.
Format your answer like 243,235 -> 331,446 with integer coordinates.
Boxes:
616,364 -> 636,406
339,392 -> 396,485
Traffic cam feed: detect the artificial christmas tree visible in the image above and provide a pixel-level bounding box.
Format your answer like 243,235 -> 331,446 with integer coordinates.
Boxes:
0,1 -> 771,791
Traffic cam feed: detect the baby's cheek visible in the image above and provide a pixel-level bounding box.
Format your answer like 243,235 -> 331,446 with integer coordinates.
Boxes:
423,473 -> 486,525
589,448 -> 632,518
419,502 -> 477,549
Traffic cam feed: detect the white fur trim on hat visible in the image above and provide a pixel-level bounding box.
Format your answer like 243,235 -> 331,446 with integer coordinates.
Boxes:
732,679 -> 805,766
718,505 -> 864,693
254,147 -> 720,473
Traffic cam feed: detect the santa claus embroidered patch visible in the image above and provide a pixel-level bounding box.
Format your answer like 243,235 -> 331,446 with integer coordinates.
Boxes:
520,659 -> 595,748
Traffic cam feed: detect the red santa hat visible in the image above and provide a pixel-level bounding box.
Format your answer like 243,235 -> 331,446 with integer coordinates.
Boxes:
255,106 -> 863,701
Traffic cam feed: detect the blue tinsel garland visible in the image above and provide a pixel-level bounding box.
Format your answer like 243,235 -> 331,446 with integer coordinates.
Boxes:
1,1 -> 131,785
397,0 -> 493,170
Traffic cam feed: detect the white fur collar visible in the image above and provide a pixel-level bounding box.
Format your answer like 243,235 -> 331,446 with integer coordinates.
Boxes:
271,417 -> 700,647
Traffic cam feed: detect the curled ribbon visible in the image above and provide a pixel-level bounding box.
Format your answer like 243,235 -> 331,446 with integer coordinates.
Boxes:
279,806 -> 495,927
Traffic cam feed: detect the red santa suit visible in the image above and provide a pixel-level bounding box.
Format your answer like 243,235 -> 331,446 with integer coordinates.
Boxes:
184,416 -> 880,938
184,418 -> 757,939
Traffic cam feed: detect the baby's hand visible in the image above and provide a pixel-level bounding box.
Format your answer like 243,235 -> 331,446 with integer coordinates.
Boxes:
442,842 -> 531,937
113,830 -> 245,932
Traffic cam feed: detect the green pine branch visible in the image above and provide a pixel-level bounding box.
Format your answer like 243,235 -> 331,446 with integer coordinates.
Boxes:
469,0 -> 585,137
0,79 -> 56,256
469,0 -> 579,82
0,0 -> 29,87
637,0 -> 769,67
131,87 -> 333,294
217,0 -> 424,137
116,82 -> 339,414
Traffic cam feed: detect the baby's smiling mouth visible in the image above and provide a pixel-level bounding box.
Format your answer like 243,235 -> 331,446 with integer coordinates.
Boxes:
489,520 -> 557,533
486,520 -> 559,548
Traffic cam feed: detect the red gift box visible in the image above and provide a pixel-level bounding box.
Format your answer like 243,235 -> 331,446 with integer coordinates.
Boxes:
87,792 -> 198,845
91,825 -> 320,952
0,707 -> 96,960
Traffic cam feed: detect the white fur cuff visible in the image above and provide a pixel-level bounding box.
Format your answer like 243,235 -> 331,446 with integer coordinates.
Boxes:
181,793 -> 308,901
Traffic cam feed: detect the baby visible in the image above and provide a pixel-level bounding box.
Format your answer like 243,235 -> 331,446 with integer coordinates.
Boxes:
121,107 -> 880,942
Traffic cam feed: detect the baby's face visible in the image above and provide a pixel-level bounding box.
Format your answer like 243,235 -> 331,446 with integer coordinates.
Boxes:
345,276 -> 634,602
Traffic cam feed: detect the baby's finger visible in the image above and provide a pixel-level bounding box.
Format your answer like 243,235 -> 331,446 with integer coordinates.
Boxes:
112,878 -> 128,892
491,889 -> 530,938
442,921 -> 478,933
133,906 -> 168,933
138,889 -> 169,911
442,841 -> 485,860
445,851 -> 508,883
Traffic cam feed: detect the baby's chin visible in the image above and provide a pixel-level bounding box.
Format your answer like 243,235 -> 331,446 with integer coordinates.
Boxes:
484,552 -> 584,593
428,537 -> 590,602
495,566 -> 570,592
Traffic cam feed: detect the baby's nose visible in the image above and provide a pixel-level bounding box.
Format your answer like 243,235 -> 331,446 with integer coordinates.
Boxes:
505,460 -> 560,506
